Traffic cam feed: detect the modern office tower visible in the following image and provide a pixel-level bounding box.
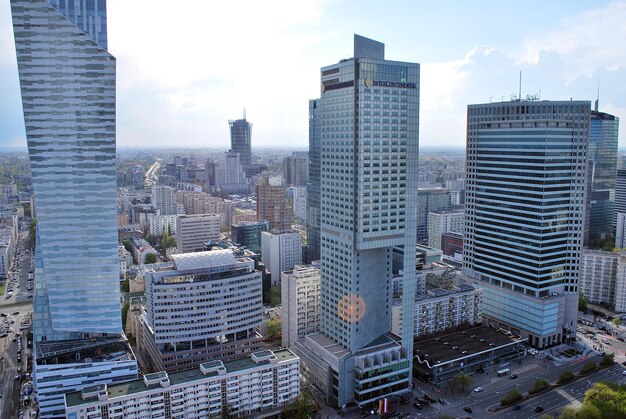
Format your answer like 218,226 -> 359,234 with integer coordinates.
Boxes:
416,187 -> 451,241
307,98 -> 322,263
295,35 -> 419,408
151,185 -> 177,215
281,264 -> 321,347
138,250 -> 263,372
585,106 -> 619,243
175,214 -> 221,253
391,284 -> 482,337
580,249 -> 619,308
65,349 -> 300,419
11,0 -> 138,416
231,221 -> 270,254
283,155 -> 308,187
464,100 -> 590,348
427,209 -> 464,250
261,230 -> 303,285
256,174 -> 292,232
229,113 -> 252,168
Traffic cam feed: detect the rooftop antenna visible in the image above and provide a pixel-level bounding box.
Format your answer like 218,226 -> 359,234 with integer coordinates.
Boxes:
518,71 -> 522,102
243,108 -> 246,120
595,80 -> 600,112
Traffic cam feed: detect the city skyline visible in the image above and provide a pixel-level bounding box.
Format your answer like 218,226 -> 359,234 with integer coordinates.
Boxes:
1,0 -> 625,149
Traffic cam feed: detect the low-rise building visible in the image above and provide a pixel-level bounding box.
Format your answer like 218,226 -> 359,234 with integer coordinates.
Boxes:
391,284 -> 482,338
413,326 -> 526,383
0,217 -> 18,279
281,264 -> 320,348
65,349 -> 300,419
231,221 -> 270,254
129,237 -> 158,265
175,214 -> 221,253
138,249 -> 263,372
118,245 -> 133,278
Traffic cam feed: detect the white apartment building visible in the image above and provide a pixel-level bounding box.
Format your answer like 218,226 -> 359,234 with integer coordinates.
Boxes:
288,186 -> 308,223
151,185 -> 177,216
118,245 -> 133,278
427,210 -> 464,250
281,265 -> 320,348
149,214 -> 178,236
139,250 -> 263,372
261,231 -> 302,284
617,212 -> 626,249
581,249 -> 618,308
65,349 -> 300,419
175,214 -> 221,253
0,218 -> 17,279
391,284 -> 482,337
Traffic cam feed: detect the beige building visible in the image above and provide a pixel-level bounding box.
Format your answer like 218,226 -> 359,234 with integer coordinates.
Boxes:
175,214 -> 221,253
281,264 -> 321,348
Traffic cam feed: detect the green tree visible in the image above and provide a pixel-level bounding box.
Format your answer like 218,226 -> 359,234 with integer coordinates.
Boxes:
580,361 -> 597,375
452,373 -> 472,394
579,292 -> 588,312
612,317 -> 622,327
529,378 -> 550,394
122,239 -> 133,254
266,318 -> 281,341
161,229 -> 176,250
28,218 -> 36,249
600,352 -> 615,367
284,391 -> 316,419
557,407 -> 577,419
558,370 -> 575,385
121,279 -> 130,293
144,253 -> 157,264
500,389 -> 523,406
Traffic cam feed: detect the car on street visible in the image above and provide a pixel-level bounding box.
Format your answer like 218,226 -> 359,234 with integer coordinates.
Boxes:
512,405 -> 521,411
509,374 -> 518,379
412,402 -> 421,409
438,399 -> 445,405
463,407 -> 473,413
535,406 -> 544,413
622,371 -> 626,376
474,387 -> 483,392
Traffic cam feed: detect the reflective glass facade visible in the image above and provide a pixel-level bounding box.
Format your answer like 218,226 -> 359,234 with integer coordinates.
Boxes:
13,0 -> 121,339
464,100 -> 589,347
229,117 -> 252,167
307,98 -> 321,263
587,110 -> 619,241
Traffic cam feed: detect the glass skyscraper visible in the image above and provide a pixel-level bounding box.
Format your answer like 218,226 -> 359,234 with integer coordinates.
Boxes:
464,100 -> 590,348
229,114 -> 253,167
11,0 -> 137,416
586,108 -> 619,243
306,98 -> 321,263
296,35 -> 419,408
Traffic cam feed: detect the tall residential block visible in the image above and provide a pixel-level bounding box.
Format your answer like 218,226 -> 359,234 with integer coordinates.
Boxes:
307,98 -> 321,263
427,209 -> 464,250
175,214 -> 221,253
585,107 -> 619,243
151,185 -> 177,216
296,35 -> 419,408
256,174 -> 291,232
281,264 -> 321,348
229,113 -> 252,168
138,250 -> 263,372
11,0 -> 137,415
416,188 -> 451,241
464,100 -> 590,348
261,230 -> 303,285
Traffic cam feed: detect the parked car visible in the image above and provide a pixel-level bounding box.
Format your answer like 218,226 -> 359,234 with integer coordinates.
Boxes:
512,405 -> 521,411
535,406 -> 545,413
474,387 -> 483,393
438,399 -> 446,405
463,406 -> 473,413
509,374 -> 518,379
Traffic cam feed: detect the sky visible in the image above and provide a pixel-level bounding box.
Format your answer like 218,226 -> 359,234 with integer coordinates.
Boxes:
0,0 -> 625,149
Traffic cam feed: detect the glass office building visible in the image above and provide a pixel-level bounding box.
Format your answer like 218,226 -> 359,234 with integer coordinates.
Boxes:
586,109 -> 619,242
11,0 -> 137,416
229,115 -> 253,167
306,98 -> 321,263
464,100 -> 590,348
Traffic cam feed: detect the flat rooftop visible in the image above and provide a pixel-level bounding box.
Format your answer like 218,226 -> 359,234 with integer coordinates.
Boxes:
414,326 -> 522,366
65,348 -> 298,408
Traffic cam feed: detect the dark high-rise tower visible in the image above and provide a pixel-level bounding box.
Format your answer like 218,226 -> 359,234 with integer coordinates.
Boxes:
229,111 -> 252,168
